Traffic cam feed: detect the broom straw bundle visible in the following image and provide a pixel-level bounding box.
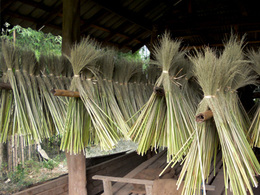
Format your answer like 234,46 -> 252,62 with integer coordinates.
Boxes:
173,35 -> 260,195
129,32 -> 195,157
61,37 -> 125,153
0,51 -> 14,143
248,49 -> 260,147
98,50 -> 129,138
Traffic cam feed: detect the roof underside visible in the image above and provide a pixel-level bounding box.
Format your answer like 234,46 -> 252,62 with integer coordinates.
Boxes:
1,0 -> 260,52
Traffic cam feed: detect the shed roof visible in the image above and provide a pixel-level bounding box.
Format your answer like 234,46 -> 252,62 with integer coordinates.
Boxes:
1,0 -> 260,52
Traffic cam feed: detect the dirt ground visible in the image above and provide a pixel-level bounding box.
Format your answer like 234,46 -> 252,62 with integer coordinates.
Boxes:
0,160 -> 67,195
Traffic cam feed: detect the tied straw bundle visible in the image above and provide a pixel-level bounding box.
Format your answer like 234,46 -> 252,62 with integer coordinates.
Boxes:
248,49 -> 260,147
164,35 -> 260,195
61,37 -> 126,154
129,32 -> 195,158
0,50 -> 14,143
97,50 -> 129,138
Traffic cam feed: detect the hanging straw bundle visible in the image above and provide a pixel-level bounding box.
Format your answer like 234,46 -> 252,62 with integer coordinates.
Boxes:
0,51 -> 14,143
2,40 -> 39,144
129,32 -> 195,157
167,35 -> 260,195
248,49 -> 260,147
21,49 -> 51,139
113,57 -> 141,126
98,49 -> 129,138
61,37 -> 124,154
37,55 -> 65,135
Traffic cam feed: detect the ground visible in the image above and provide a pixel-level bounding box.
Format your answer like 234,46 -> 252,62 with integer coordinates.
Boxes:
0,153 -> 67,194
0,140 -> 137,194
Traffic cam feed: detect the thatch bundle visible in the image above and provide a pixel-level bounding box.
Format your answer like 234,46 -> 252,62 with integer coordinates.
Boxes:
248,49 -> 260,147
164,35 -> 260,195
129,33 -> 195,158
2,33 -> 260,195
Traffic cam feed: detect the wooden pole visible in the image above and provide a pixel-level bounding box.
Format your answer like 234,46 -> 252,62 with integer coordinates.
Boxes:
62,0 -> 87,194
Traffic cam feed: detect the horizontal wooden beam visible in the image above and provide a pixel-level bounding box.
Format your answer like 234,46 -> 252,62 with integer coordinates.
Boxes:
196,110 -> 213,123
0,82 -> 12,90
51,89 -> 80,98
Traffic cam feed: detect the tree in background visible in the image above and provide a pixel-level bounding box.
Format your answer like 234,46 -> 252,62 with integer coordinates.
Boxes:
1,23 -> 62,57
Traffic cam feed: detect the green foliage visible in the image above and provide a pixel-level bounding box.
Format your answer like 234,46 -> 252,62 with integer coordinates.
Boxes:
1,23 -> 62,57
8,164 -> 26,184
43,159 -> 58,170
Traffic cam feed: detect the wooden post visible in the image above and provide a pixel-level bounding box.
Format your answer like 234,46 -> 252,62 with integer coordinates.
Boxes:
62,0 -> 87,195
102,179 -> 113,195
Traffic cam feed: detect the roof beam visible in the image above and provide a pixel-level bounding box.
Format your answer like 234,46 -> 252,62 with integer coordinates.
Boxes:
91,0 -> 152,31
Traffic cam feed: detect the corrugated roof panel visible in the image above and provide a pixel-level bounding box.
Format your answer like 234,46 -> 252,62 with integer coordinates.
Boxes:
125,0 -> 146,12
52,16 -> 62,26
31,9 -> 45,19
19,20 -> 35,29
17,4 -> 35,16
121,0 -> 135,8
81,2 -> 102,20
123,24 -> 137,34
109,19 -> 127,30
43,0 -> 59,7
102,15 -> 124,29
99,14 -> 117,26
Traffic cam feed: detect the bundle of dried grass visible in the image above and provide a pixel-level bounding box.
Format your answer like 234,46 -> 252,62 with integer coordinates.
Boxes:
248,49 -> 260,147
129,32 -> 195,157
98,49 -> 129,138
170,35 -> 260,195
61,37 -> 125,153
0,51 -> 14,143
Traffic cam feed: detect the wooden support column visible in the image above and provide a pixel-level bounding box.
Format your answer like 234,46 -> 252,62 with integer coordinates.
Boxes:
62,0 -> 87,195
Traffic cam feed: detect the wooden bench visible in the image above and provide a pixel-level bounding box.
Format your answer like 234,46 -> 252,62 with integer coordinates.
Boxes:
93,150 -> 216,195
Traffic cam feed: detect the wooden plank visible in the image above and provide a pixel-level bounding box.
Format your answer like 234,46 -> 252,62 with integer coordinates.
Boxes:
207,170 -> 225,195
93,175 -> 154,186
37,183 -> 68,195
110,150 -> 167,194
114,184 -> 133,195
145,184 -> 153,195
14,175 -> 68,195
